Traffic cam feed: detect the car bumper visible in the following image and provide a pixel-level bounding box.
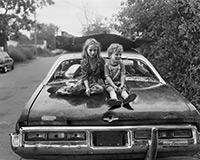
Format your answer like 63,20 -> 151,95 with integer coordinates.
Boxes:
0,62 -> 13,69
10,125 -> 200,160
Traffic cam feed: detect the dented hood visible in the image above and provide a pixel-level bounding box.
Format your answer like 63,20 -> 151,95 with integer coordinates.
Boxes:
27,83 -> 200,126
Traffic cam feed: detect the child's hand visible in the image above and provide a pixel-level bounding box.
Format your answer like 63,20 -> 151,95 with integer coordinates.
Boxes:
113,85 -> 119,92
85,88 -> 90,96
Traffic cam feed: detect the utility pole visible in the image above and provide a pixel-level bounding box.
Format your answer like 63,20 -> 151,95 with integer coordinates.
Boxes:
34,11 -> 38,56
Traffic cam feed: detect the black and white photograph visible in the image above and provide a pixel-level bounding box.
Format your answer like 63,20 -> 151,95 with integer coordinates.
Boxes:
1,0 -> 200,160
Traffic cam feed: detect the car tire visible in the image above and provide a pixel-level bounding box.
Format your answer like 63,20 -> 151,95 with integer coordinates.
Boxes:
2,66 -> 8,73
11,63 -> 14,70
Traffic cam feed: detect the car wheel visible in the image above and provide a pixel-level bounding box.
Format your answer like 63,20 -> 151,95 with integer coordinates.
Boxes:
11,63 -> 14,70
2,66 -> 8,73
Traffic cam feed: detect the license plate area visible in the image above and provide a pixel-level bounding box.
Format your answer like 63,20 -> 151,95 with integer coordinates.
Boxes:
92,131 -> 128,147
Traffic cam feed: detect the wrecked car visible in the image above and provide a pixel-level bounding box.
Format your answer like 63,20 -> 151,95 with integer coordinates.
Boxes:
10,34 -> 200,160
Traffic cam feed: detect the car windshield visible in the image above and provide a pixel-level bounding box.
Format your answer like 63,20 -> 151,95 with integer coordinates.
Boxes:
48,57 -> 159,85
0,51 -> 10,59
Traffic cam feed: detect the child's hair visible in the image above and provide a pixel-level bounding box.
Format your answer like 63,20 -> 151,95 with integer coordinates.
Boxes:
107,43 -> 124,57
82,38 -> 101,60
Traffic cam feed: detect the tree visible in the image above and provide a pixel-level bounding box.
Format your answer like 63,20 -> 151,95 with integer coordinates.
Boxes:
30,23 -> 59,49
82,17 -> 110,36
78,0 -> 111,36
0,0 -> 54,51
114,0 -> 200,108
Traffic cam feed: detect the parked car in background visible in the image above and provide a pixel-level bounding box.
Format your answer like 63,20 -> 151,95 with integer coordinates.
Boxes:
10,49 -> 200,160
0,49 -> 14,73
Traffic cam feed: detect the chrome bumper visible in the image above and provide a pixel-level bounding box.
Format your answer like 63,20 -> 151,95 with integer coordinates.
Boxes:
10,125 -> 200,160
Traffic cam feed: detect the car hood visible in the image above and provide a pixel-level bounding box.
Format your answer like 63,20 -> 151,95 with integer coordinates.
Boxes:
27,83 -> 200,126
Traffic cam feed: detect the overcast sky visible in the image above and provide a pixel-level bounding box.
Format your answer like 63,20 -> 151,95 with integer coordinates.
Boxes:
36,0 -> 124,36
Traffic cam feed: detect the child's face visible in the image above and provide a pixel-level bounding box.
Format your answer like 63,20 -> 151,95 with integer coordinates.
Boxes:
110,51 -> 122,63
87,45 -> 98,58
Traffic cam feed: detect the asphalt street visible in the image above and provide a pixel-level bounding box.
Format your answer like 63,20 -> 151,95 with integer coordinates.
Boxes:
0,56 -> 58,160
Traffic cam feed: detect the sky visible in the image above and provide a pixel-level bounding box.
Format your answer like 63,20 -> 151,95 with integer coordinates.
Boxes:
36,0 -> 124,36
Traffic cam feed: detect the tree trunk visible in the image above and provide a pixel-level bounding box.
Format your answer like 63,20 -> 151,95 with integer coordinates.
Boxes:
3,40 -> 8,52
2,31 -> 8,52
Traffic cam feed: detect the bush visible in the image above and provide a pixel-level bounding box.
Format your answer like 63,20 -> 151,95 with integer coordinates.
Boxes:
115,0 -> 200,109
8,46 -> 28,62
7,45 -> 53,62
19,46 -> 36,60
37,47 -> 53,57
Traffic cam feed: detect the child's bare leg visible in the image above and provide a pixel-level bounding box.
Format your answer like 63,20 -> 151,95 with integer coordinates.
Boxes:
109,89 -> 118,100
121,90 -> 129,100
106,86 -> 122,106
107,89 -> 122,107
106,86 -> 118,100
122,90 -> 135,110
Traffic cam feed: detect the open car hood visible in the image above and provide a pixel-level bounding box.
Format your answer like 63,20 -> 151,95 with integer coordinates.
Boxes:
26,83 -> 200,126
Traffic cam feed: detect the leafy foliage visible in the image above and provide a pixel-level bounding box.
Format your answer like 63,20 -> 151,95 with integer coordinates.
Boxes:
115,0 -> 200,108
0,0 -> 54,50
82,17 -> 111,36
8,45 -> 36,62
8,45 -> 53,62
30,23 -> 59,49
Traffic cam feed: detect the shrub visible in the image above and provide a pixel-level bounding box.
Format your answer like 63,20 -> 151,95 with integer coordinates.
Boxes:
115,0 -> 200,109
8,45 -> 53,62
8,46 -> 27,62
19,46 -> 36,60
37,47 -> 53,57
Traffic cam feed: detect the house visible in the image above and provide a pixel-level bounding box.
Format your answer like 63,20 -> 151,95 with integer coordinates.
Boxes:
7,40 -> 18,47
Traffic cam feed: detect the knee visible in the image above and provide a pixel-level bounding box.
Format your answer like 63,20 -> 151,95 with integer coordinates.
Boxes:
121,90 -> 129,99
110,90 -> 118,99
99,86 -> 104,93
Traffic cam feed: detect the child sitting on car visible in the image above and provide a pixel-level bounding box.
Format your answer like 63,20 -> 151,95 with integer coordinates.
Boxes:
105,43 -> 136,108
56,38 -> 105,96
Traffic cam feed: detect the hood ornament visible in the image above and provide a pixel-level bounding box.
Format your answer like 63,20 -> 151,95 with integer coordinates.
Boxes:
103,114 -> 119,122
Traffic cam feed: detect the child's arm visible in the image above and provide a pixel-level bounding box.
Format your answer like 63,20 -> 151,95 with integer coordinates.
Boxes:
120,74 -> 126,87
106,76 -> 118,89
119,63 -> 126,90
83,80 -> 90,96
81,60 -> 90,96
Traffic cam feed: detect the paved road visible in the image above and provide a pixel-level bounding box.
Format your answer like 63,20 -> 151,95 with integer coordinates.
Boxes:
0,56 -> 58,160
